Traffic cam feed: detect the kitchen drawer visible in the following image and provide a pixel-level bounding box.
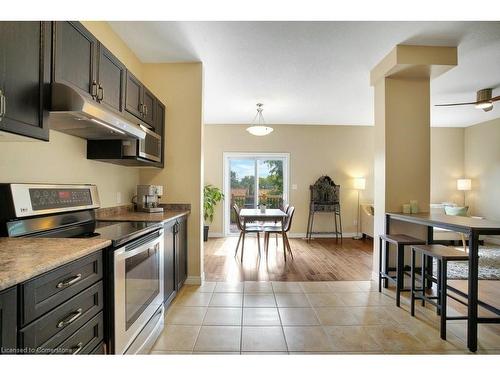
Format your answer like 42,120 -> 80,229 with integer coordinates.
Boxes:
20,251 -> 103,325
19,281 -> 103,351
53,311 -> 104,355
90,341 -> 105,354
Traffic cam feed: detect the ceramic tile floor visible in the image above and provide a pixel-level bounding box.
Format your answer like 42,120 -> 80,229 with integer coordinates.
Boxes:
149,281 -> 500,355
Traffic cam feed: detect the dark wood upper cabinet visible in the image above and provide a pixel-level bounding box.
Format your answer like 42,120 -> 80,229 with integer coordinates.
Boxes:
0,287 -> 17,353
142,87 -> 155,126
0,21 -> 51,141
125,71 -> 143,119
97,44 -> 125,113
53,21 -> 98,99
155,100 -> 165,137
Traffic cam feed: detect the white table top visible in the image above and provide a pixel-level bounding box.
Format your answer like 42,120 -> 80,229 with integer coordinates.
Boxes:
239,208 -> 287,219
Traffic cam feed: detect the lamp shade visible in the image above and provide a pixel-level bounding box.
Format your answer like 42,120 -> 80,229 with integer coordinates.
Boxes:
457,178 -> 471,191
353,177 -> 366,190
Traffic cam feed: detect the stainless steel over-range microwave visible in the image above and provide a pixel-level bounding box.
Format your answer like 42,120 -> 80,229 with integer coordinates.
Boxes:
123,125 -> 162,163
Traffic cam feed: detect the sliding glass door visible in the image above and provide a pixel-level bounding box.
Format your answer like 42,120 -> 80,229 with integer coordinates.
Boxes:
224,153 -> 289,235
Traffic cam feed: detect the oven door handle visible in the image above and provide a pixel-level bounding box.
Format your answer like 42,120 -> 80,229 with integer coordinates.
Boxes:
114,230 -> 163,260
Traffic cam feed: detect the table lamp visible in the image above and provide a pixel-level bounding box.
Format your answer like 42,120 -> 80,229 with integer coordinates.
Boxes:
457,178 -> 471,206
353,177 -> 366,240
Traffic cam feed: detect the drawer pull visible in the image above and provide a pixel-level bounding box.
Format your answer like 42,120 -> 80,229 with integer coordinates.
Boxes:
57,308 -> 83,328
71,342 -> 84,355
56,274 -> 82,289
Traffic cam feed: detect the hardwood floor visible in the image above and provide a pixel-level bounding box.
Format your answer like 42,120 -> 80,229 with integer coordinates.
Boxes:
204,236 -> 373,282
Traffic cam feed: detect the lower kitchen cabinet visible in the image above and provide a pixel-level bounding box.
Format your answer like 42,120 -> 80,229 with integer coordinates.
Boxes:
0,250 -> 106,355
163,220 -> 176,306
175,216 -> 188,290
163,215 -> 189,306
0,287 -> 17,354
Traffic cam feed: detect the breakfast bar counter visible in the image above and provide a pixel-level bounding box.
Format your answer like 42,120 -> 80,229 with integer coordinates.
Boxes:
385,212 -> 500,352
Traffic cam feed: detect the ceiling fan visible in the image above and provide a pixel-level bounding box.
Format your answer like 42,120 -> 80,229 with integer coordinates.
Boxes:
435,88 -> 500,112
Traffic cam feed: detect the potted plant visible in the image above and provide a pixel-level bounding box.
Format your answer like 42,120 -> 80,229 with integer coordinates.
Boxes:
203,184 -> 224,242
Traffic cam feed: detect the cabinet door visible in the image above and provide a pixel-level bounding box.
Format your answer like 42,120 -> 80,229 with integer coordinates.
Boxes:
155,100 -> 165,137
155,100 -> 165,167
125,71 -> 143,119
0,287 -> 17,353
53,21 -> 98,98
97,44 -> 125,113
142,88 -> 155,126
0,21 -> 50,141
175,218 -> 188,290
163,221 -> 176,305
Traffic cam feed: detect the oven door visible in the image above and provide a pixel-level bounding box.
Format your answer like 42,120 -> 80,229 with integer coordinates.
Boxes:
138,126 -> 162,162
114,229 -> 164,354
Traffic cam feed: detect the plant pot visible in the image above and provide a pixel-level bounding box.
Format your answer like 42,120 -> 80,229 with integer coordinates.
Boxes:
259,205 -> 266,214
203,225 -> 209,242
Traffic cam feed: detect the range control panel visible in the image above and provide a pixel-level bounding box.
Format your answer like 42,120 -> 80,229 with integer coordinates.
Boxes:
29,188 -> 93,210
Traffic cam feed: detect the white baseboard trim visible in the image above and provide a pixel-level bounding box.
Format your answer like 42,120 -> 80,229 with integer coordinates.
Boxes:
184,275 -> 203,285
208,232 -> 360,239
288,232 -> 357,239
208,232 -> 224,238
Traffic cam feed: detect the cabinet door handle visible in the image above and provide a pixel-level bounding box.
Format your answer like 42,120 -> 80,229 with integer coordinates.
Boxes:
139,103 -> 144,114
144,104 -> 148,116
97,85 -> 104,101
0,90 -> 6,118
56,273 -> 82,289
71,342 -> 84,355
91,81 -> 98,99
57,308 -> 83,328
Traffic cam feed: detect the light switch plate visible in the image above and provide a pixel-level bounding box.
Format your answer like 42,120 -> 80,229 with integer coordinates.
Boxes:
116,191 -> 122,204
292,184 -> 298,190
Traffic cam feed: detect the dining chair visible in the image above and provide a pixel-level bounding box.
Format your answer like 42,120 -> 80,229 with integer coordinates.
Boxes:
263,206 -> 295,260
273,203 -> 290,245
233,204 -> 263,261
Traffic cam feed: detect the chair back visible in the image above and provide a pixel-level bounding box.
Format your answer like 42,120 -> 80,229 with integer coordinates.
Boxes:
284,206 -> 295,232
232,204 -> 244,231
282,203 -> 290,214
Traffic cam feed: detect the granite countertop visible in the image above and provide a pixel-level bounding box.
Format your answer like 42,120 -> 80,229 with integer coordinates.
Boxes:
0,237 -> 111,292
96,210 -> 190,223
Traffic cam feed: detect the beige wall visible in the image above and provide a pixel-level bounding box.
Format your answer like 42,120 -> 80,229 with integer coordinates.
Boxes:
204,124 -> 469,237
0,21 -> 145,207
0,130 -> 139,207
139,63 -> 204,282
204,124 -> 375,236
431,127 -> 465,204
465,118 -> 500,221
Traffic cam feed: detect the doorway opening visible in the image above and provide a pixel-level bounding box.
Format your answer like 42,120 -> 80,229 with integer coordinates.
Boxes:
223,152 -> 289,236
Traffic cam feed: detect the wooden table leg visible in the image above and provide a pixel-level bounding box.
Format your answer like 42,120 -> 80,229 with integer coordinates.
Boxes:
467,230 -> 479,352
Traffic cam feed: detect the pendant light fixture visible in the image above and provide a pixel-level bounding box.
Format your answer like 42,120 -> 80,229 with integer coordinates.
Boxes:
246,103 -> 273,136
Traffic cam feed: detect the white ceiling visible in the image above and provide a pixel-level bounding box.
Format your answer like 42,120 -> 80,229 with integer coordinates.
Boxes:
110,21 -> 500,127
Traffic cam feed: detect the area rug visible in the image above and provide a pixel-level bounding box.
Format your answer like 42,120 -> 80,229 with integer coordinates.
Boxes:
432,247 -> 500,280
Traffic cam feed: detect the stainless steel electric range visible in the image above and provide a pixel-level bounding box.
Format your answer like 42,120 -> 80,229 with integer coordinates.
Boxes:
0,183 -> 165,354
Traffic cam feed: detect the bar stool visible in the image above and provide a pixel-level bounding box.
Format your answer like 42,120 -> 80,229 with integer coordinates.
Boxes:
378,234 -> 426,307
410,244 -> 469,340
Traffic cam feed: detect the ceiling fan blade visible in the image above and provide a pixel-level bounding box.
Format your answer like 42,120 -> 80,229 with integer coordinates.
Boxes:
490,96 -> 500,102
435,101 -> 477,107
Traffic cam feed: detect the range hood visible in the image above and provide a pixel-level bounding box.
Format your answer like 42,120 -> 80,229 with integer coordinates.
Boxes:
49,83 -> 146,140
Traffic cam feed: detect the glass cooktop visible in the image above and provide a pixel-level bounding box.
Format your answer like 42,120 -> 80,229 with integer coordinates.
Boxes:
92,221 -> 162,247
